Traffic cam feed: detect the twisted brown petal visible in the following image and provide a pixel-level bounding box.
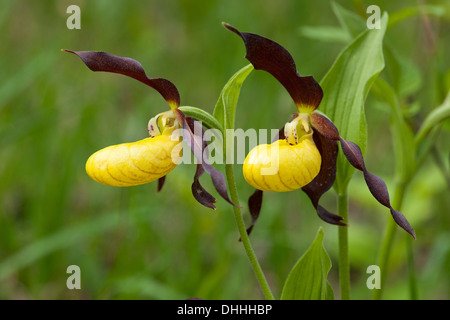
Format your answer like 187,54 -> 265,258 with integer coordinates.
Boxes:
339,137 -> 416,239
175,109 -> 238,208
223,23 -> 323,112
63,50 -> 180,108
311,112 -> 415,238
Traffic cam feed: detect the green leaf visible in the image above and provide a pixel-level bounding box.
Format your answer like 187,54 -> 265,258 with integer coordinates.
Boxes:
299,25 -> 350,44
319,13 -> 388,192
178,106 -> 224,133
332,1 -> 445,36
331,1 -> 365,38
213,64 -> 253,131
416,91 -> 450,146
388,4 -> 445,30
281,228 -> 334,300
384,45 -> 422,99
332,1 -> 423,99
371,78 -> 416,183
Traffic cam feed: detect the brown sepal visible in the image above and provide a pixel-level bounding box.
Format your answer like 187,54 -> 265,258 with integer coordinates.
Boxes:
191,164 -> 217,210
302,130 -> 345,226
245,189 -> 264,237
63,50 -> 180,108
223,23 -> 323,111
185,117 -> 217,209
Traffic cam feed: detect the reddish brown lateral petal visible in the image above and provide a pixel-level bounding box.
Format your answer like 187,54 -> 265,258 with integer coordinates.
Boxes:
246,189 -> 263,236
363,170 -> 391,208
223,23 -> 323,112
310,112 -> 340,141
192,164 -> 217,210
63,50 -> 180,108
302,131 -> 345,226
186,118 -> 217,209
339,137 -> 416,238
176,109 -> 238,208
317,205 -> 346,226
157,176 -> 166,192
338,138 -> 365,171
391,208 -> 416,239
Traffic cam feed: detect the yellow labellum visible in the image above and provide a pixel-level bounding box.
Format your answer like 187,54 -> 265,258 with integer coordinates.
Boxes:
86,134 -> 182,187
243,137 -> 321,192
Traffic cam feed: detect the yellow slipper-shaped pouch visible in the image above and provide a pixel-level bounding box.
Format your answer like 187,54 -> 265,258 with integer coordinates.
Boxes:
86,134 -> 181,187
243,134 -> 321,192
86,110 -> 182,187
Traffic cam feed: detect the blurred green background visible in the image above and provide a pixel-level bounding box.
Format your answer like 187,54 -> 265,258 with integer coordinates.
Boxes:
0,0 -> 449,299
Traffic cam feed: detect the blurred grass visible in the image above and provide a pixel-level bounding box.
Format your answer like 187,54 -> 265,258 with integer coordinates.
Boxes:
0,0 -> 449,299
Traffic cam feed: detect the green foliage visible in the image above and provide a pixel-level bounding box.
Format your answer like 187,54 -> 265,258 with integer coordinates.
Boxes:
213,64 -> 254,131
416,91 -> 450,146
0,0 -> 449,300
371,78 -> 416,183
281,228 -> 334,300
320,13 -> 388,192
0,212 -> 121,281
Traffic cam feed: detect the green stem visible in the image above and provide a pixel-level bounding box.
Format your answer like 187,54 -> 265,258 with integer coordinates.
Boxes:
372,181 -> 406,300
338,191 -> 351,300
225,163 -> 275,300
407,236 -> 418,299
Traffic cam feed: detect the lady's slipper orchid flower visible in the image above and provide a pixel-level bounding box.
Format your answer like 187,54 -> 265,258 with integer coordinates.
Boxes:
64,50 -> 235,209
85,109 -> 182,187
224,24 -> 415,239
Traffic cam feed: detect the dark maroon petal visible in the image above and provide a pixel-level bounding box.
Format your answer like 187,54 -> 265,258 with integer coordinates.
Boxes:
63,50 -> 180,108
192,164 -> 217,210
246,189 -> 263,236
302,131 -> 338,207
338,137 -> 415,238
391,208 -> 416,239
317,205 -> 346,226
339,138 -> 365,172
223,23 -> 323,112
157,176 -> 166,192
310,112 -> 340,141
302,131 -> 345,226
175,109 -> 238,208
363,170 -> 391,208
185,118 -> 217,209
